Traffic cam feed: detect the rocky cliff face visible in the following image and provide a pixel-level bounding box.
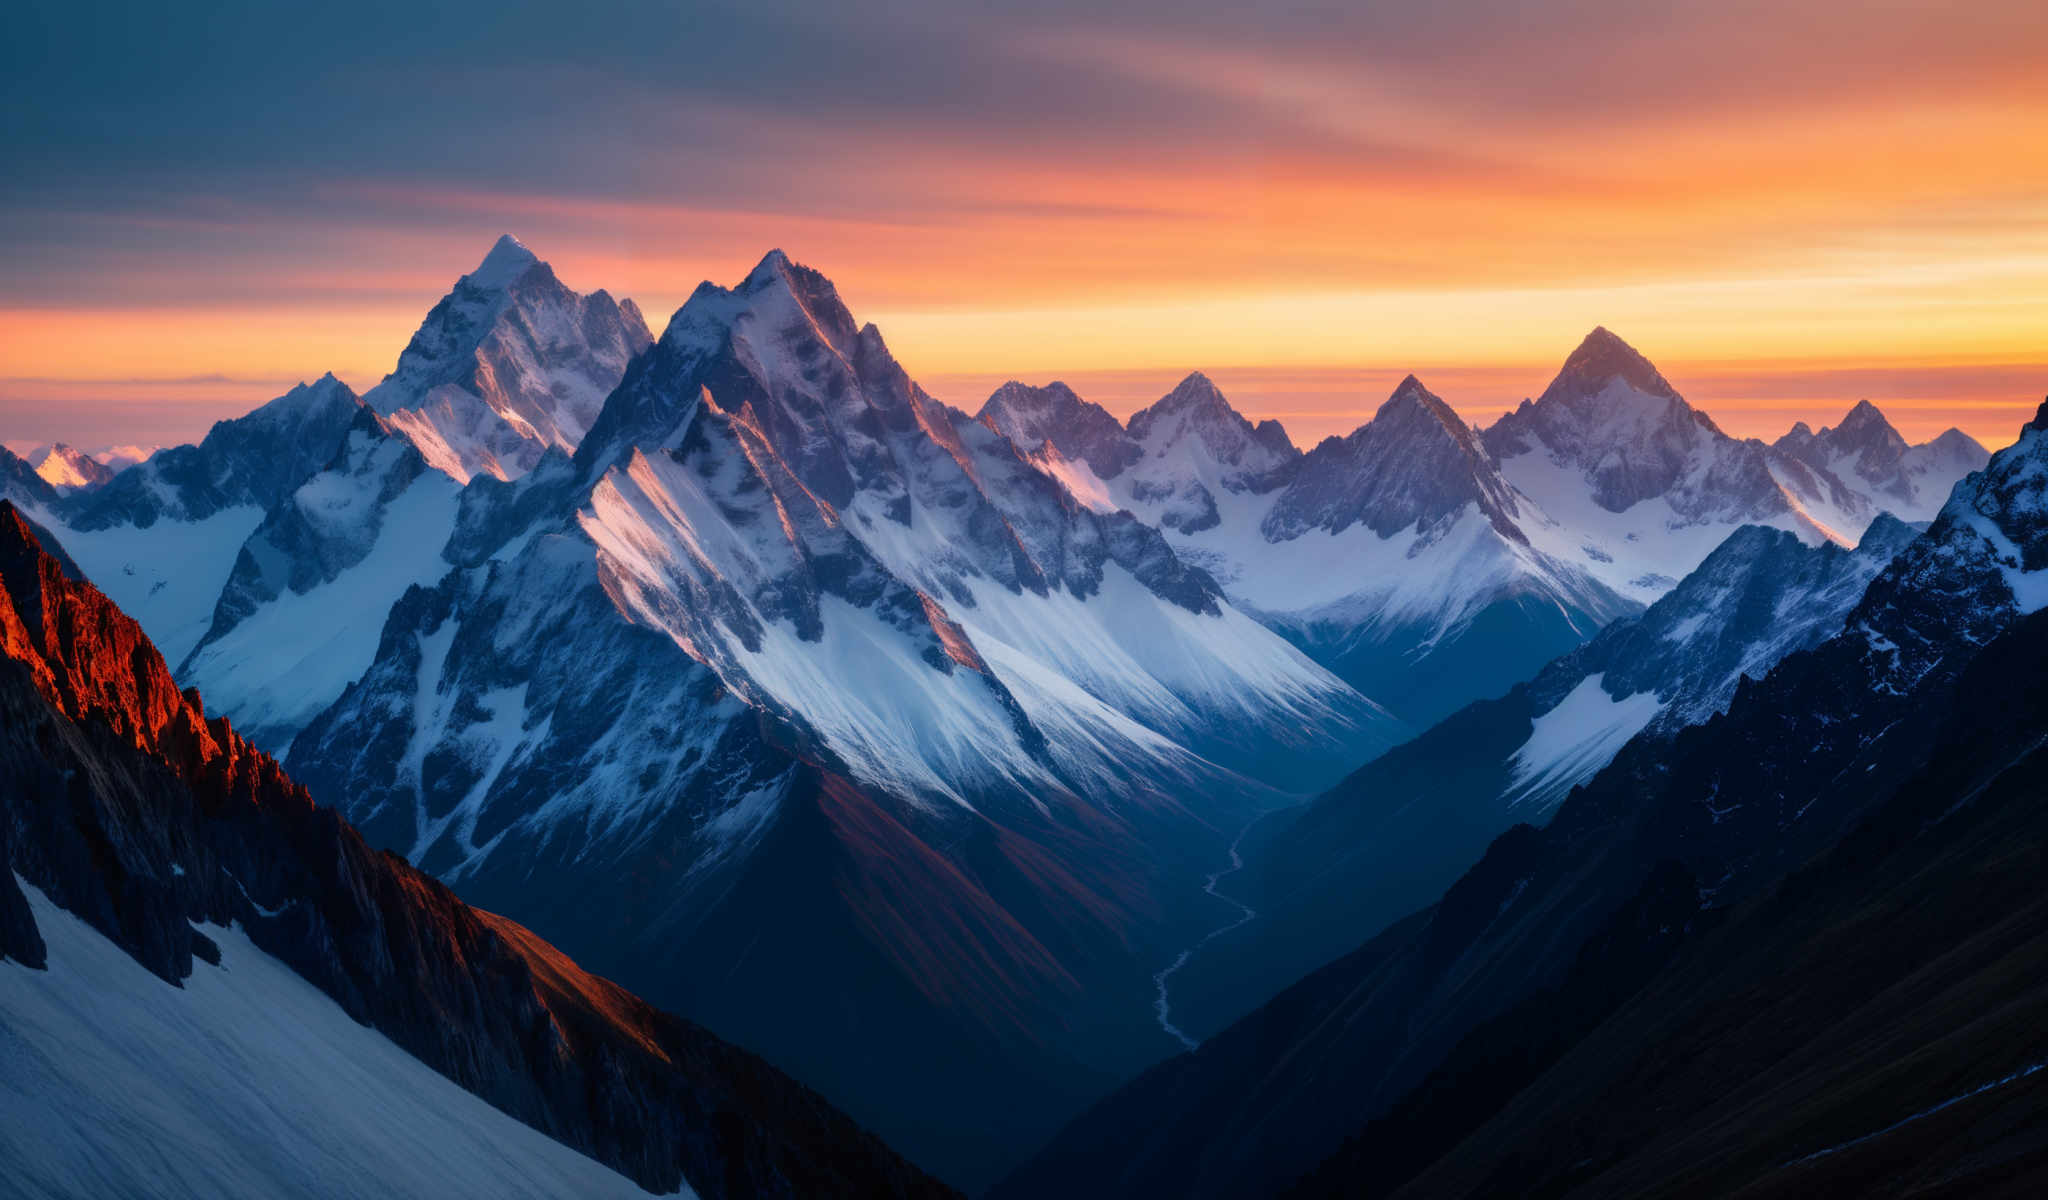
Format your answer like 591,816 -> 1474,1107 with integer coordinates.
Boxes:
0,502 -> 951,1200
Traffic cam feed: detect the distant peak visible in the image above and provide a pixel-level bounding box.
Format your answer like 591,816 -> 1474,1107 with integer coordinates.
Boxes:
1129,371 -> 1238,431
1372,374 -> 1467,437
1157,371 -> 1226,409
1833,398 -> 1896,434
467,234 -> 541,290
1928,427 -> 1986,454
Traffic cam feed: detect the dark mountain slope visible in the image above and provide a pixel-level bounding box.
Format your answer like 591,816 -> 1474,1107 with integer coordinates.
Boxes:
1166,514 -> 1920,1042
0,502 -> 949,1200
1334,600 -> 2048,1199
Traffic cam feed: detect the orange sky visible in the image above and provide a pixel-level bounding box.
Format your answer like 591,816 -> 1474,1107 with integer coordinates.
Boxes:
3,0 -> 2045,450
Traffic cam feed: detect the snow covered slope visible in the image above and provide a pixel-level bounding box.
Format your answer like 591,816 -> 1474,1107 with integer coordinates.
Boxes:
0,884 -> 677,1200
365,235 -> 653,483
180,408 -> 464,753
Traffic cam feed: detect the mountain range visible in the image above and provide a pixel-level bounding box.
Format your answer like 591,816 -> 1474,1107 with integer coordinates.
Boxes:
2,236 -> 2024,1195
999,396 -> 2048,1199
981,327 -> 1983,726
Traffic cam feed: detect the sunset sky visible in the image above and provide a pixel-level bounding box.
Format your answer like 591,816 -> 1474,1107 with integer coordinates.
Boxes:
5,0 -> 2046,449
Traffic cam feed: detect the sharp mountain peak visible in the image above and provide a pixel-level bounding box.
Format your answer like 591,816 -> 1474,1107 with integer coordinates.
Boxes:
1547,325 -> 1683,403
467,233 -> 542,290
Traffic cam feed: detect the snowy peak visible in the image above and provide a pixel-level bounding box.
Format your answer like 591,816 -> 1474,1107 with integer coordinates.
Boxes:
1549,325 -> 1684,406
1775,399 -> 1989,518
467,233 -> 541,290
365,237 -> 653,483
1928,426 -> 1988,459
27,443 -> 115,492
1126,372 -> 1299,485
1378,373 -> 1464,430
978,380 -> 1142,479
1484,329 -> 1789,522
732,247 -> 862,352
583,250 -> 909,508
1130,372 -> 1258,442
1830,398 -> 1908,452
1264,374 -> 1521,542
1786,399 -> 1910,472
250,372 -> 358,428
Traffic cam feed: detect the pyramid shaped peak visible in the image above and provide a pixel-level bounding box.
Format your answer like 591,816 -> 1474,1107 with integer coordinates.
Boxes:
1832,398 -> 1899,436
468,234 -> 541,290
1129,371 -> 1243,433
1387,373 -> 1439,404
1379,373 -> 1454,415
1149,371 -> 1231,413
1544,325 -> 1681,404
744,248 -> 798,287
1369,375 -> 1477,451
1929,426 -> 1985,452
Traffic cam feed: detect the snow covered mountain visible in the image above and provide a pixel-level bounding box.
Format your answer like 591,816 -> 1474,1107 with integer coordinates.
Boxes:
287,250 -> 1398,1190
1164,510 -> 1925,1042
979,330 -> 1985,727
19,375 -> 364,665
17,442 -> 115,492
0,504 -> 949,1200
1480,328 -> 1958,593
91,443 -> 160,473
365,235 -> 654,483
179,408 -> 465,753
1774,398 -> 1989,520
982,371 -> 1634,725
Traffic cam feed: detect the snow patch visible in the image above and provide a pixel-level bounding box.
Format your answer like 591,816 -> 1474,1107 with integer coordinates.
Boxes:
1507,674 -> 1664,811
0,879 -> 687,1199
40,505 -> 265,667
